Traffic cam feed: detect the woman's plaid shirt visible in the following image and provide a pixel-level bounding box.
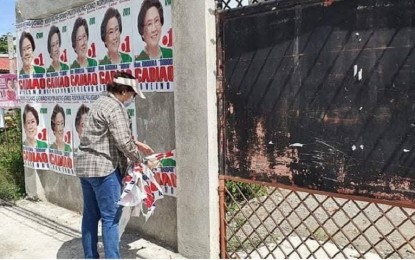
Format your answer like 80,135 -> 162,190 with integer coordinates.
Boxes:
74,92 -> 141,177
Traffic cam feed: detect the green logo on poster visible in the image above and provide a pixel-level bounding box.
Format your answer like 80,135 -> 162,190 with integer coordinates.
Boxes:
165,0 -> 171,5
127,109 -> 134,117
89,17 -> 95,25
62,26 -> 66,33
123,8 -> 130,16
66,109 -> 71,115
40,108 -> 47,114
36,32 -> 43,39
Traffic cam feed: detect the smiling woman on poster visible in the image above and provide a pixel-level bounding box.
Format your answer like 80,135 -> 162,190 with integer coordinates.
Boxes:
23,104 -> 47,148
6,78 -> 16,101
50,104 -> 72,152
74,104 -> 89,151
19,31 -> 46,75
70,17 -> 98,69
99,8 -> 132,65
47,25 -> 69,73
135,0 -> 172,61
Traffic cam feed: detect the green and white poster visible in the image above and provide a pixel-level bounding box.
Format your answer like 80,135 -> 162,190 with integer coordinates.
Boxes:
17,0 -> 174,177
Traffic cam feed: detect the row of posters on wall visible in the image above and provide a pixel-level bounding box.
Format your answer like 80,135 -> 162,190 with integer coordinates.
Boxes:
17,0 -> 176,196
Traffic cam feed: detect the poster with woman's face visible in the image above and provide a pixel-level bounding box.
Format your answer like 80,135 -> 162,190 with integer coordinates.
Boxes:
0,76 -> 11,101
17,21 -> 47,79
131,0 -> 172,61
0,74 -> 19,108
21,103 -> 49,169
44,13 -> 72,78
68,5 -> 99,73
47,103 -> 75,175
131,0 -> 174,92
96,0 -> 134,68
16,0 -> 158,175
73,103 -> 89,152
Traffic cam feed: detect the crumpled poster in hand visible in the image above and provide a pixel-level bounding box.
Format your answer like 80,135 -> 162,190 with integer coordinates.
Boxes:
118,151 -> 174,236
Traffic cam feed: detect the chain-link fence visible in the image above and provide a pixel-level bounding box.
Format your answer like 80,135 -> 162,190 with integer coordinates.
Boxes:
219,176 -> 415,259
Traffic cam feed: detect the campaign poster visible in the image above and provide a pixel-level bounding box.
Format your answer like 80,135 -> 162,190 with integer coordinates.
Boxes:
72,103 -> 89,152
153,151 -> 176,197
0,74 -> 19,108
17,0 -> 173,175
68,3 -> 102,95
96,0 -> 134,81
17,20 -> 47,92
43,11 -> 72,96
21,103 -> 49,170
47,103 -> 75,175
131,0 -> 174,92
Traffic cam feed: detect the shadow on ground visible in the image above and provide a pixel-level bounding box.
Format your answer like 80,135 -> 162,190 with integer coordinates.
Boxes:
57,238 -> 84,259
57,234 -> 146,259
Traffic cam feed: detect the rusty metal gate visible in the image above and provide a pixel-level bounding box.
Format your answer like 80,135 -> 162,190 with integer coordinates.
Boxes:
216,0 -> 415,258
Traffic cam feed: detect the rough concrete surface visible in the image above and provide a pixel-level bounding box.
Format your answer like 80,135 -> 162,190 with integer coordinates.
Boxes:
0,199 -> 184,259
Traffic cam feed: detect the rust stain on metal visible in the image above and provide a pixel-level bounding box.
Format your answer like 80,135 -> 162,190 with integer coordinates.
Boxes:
249,119 -> 298,182
220,0 -> 415,206
323,0 -> 333,7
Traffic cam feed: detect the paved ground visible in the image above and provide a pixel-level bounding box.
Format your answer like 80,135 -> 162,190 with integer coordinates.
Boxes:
0,198 -> 183,259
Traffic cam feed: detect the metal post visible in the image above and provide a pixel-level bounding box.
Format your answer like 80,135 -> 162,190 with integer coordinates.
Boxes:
218,176 -> 227,258
7,33 -> 14,74
4,115 -> 8,151
6,33 -> 15,151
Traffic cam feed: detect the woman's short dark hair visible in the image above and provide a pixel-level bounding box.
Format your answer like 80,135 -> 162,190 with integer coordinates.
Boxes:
51,104 -> 65,131
107,71 -> 136,95
137,0 -> 164,40
23,104 -> 39,126
47,25 -> 61,56
71,17 -> 89,51
101,8 -> 122,45
75,104 -> 89,132
19,31 -> 35,56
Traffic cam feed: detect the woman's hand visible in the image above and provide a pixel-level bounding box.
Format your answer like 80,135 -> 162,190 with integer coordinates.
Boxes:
145,159 -> 160,169
134,140 -> 154,156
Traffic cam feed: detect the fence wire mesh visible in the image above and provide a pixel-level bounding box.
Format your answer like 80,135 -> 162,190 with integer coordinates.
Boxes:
219,176 -> 415,259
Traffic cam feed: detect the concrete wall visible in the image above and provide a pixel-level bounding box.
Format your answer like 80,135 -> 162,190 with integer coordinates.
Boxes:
16,0 -> 97,214
17,0 -> 219,257
129,92 -> 177,248
16,0 -> 91,20
173,1 -> 220,258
